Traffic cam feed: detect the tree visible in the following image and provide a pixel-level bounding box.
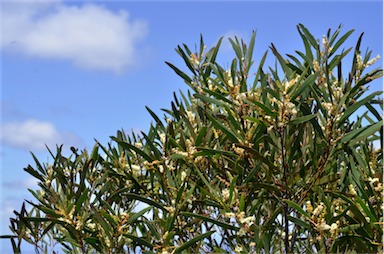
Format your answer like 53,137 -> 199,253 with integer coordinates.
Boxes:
2,24 -> 383,253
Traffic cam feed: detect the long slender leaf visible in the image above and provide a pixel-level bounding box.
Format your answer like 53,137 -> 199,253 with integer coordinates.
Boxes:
174,230 -> 215,253
180,212 -> 239,231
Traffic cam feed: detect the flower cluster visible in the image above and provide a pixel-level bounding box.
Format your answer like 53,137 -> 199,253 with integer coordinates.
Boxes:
305,200 -> 339,237
355,53 -> 381,80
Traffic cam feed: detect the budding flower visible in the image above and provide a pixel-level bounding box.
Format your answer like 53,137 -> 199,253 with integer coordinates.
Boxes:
234,246 -> 243,253
186,110 -> 196,123
306,200 -> 313,214
181,171 -> 187,182
240,216 -> 255,226
313,60 -> 321,72
365,54 -> 380,67
237,227 -> 247,236
189,53 -> 200,66
322,35 -> 328,49
356,54 -> 364,70
222,188 -> 230,201
312,202 -> 325,216
348,184 -> 357,196
368,177 -> 379,185
135,142 -> 143,149
317,222 -> 331,231
330,222 -> 338,236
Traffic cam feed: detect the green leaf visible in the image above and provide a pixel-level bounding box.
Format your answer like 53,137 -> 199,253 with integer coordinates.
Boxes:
290,72 -> 319,100
194,147 -> 237,158
177,45 -> 197,75
24,165 -> 44,182
283,199 -> 310,218
228,37 -> 242,60
124,234 -> 154,248
289,114 -> 316,125
204,37 -> 223,77
338,91 -> 382,125
270,43 -> 291,78
165,61 -> 192,84
329,29 -> 355,57
124,193 -> 167,212
287,215 -> 311,230
207,113 -> 239,143
174,231 -> 215,253
74,188 -> 89,216
315,173 -> 341,186
340,121 -> 382,145
180,212 -> 239,231
170,153 -> 188,160
146,106 -> 164,129
253,50 -> 268,90
298,24 -> 318,49
126,206 -> 152,225
111,138 -> 153,162
340,224 -> 362,233
194,93 -> 224,107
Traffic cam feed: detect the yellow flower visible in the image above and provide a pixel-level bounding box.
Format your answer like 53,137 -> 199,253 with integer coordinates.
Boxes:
235,245 -> 243,253
330,222 -> 338,236
348,184 -> 357,196
222,188 -> 230,201
181,171 -> 187,182
317,222 -> 331,231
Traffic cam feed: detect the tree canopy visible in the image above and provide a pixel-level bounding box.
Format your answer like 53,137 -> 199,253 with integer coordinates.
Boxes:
2,24 -> 383,253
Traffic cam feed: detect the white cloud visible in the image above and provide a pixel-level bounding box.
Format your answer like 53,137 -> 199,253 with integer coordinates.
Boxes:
1,119 -> 81,151
2,1 -> 148,73
4,177 -> 39,190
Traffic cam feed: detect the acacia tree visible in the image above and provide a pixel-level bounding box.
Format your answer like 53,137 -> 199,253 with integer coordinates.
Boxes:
2,24 -> 383,253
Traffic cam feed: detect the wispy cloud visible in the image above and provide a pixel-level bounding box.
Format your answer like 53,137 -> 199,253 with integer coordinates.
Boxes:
2,1 -> 148,73
1,119 -> 81,151
3,177 -> 39,190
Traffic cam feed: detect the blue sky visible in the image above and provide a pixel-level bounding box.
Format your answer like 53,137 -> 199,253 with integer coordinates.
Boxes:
1,0 -> 383,252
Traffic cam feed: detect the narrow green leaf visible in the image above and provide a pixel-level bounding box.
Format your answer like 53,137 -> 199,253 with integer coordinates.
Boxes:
146,106 -> 164,129
126,206 -> 152,225
283,199 -> 310,218
165,61 -> 192,84
338,91 -> 382,125
177,45 -> 197,75
194,147 -> 237,158
111,138 -> 153,162
291,72 -> 319,100
24,165 -> 44,182
339,224 -> 362,233
340,121 -> 382,145
287,215 -> 311,230
74,188 -> 89,215
329,29 -> 355,57
289,114 -> 316,125
270,43 -> 291,77
124,193 -> 166,212
253,50 -> 268,90
207,113 -> 239,143
315,173 -> 341,186
124,234 -> 154,248
228,37 -> 242,60
299,24 -> 318,49
174,231 -> 215,253
180,212 -> 239,231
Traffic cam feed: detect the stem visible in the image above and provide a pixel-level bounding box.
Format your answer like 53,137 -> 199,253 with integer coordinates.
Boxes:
284,204 -> 290,254
279,128 -> 290,254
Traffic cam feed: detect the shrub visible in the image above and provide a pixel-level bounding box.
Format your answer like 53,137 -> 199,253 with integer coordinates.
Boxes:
2,24 -> 383,253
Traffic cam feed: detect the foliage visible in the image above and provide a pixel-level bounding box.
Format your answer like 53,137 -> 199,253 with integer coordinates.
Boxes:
2,24 -> 383,253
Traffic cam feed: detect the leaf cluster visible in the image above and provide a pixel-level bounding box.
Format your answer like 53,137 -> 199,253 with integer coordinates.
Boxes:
2,24 -> 383,253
